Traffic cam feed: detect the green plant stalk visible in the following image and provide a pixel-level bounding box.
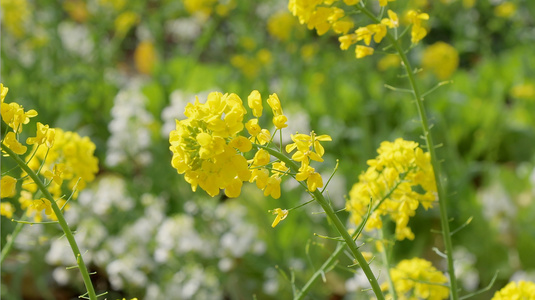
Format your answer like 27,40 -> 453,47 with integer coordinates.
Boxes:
295,241 -> 345,300
0,217 -> 25,265
1,144 -> 98,300
258,145 -> 385,300
352,6 -> 459,299
388,38 -> 459,300
380,228 -> 397,300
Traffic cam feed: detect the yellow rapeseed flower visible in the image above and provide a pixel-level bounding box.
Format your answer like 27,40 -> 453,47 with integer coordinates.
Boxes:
422,41 -> 459,80
388,258 -> 449,300
0,0 -> 30,37
134,41 -> 157,75
346,138 -> 436,240
271,208 -> 289,227
1,175 -> 18,198
491,281 -> 535,299
0,202 -> 15,219
2,132 -> 27,155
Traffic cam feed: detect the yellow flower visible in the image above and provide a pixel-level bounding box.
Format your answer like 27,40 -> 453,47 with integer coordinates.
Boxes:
250,167 -> 270,189
247,90 -> 263,118
510,83 -> 535,100
252,149 -> 271,167
264,176 -> 281,199
26,129 -> 99,197
0,0 -> 30,37
422,41 -> 459,80
0,202 -> 15,218
388,258 -> 449,300
26,122 -> 56,147
346,138 -> 436,240
170,92 -> 252,197
1,84 -> 8,103
339,34 -> 358,50
1,102 -> 38,133
134,41 -> 157,75
63,0 -> 89,23
267,93 -> 288,129
267,11 -> 297,42
271,208 -> 288,227
1,175 -> 18,198
407,10 -> 429,44
494,2 -> 516,18
229,136 -> 252,153
378,0 -> 395,7
295,164 -> 323,192
114,11 -> 139,38
2,132 -> 27,155
381,10 -> 399,28
356,45 -> 374,59
491,281 -> 535,300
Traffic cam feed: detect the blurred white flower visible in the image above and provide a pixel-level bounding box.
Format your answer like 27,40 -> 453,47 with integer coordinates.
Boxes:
58,21 -> 94,58
165,17 -> 202,42
106,82 -> 154,167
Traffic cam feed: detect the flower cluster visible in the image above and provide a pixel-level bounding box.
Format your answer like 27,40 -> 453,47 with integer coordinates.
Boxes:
492,280 -> 535,299
288,0 -> 430,59
345,138 -> 436,240
0,83 -> 99,222
387,258 -> 449,300
169,90 -> 331,201
422,41 -> 459,80
288,0 -> 355,36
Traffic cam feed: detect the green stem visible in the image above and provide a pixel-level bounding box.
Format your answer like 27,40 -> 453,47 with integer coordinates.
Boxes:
295,241 -> 345,300
0,216 -> 25,265
388,37 -> 459,300
352,5 -> 459,299
380,228 -> 397,300
1,144 -> 98,300
258,145 -> 385,300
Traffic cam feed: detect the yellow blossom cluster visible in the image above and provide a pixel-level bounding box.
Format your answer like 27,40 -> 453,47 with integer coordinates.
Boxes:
0,0 -> 30,38
387,258 -> 449,300
422,41 -> 459,80
288,0 -> 356,36
339,10 -> 399,58
1,83 -> 99,222
169,90 -> 331,200
183,0 -> 236,18
491,280 -> 535,300
345,138 -> 436,240
288,0 -> 430,59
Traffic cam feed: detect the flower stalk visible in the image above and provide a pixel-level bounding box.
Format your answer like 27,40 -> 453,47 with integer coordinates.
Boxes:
1,144 -> 98,300
258,144 -> 386,300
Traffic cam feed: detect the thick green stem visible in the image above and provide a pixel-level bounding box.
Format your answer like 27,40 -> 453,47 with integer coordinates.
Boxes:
351,5 -> 459,299
1,144 -> 98,300
258,145 -> 385,300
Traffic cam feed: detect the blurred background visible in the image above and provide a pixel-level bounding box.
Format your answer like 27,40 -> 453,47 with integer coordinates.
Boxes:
1,0 -> 535,299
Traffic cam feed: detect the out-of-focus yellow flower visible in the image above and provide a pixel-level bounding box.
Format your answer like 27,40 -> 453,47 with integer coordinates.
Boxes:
1,175 -> 18,198
463,0 -> 476,9
271,208 -> 288,227
0,0 -> 30,37
378,0 -> 395,7
1,84 -> 8,103
231,55 -> 260,79
114,11 -> 139,38
491,281 -> 535,300
494,2 -> 517,18
406,10 -> 429,44
134,41 -> 157,75
268,11 -> 297,42
2,132 -> 27,155
422,41 -> 459,80
377,54 -> 401,71
183,0 -> 235,18
0,202 -> 15,218
510,83 -> 535,100
256,49 -> 272,65
247,90 -> 263,118
26,129 -> 99,196
63,0 -> 89,23
26,122 -> 56,147
346,138 -> 436,241
388,258 -> 449,300
356,45 -> 374,59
